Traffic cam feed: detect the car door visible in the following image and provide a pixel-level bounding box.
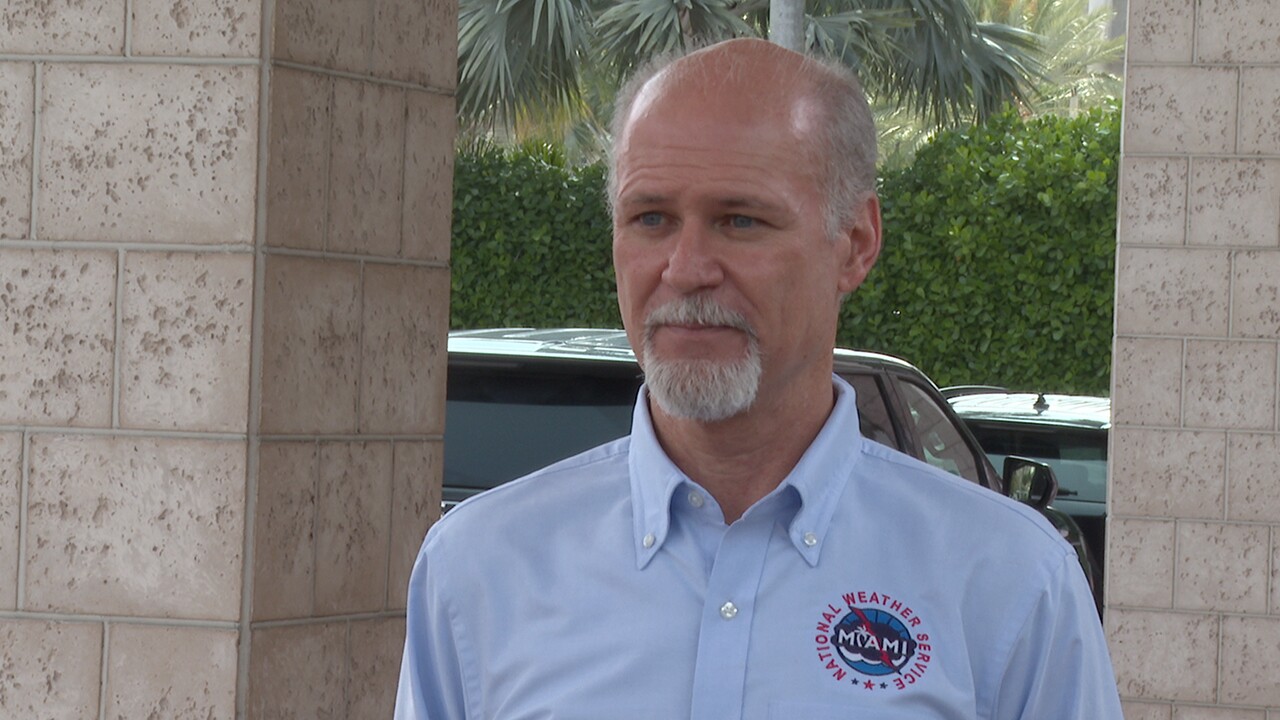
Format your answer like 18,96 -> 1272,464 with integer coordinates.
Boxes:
883,372 -> 992,490
838,369 -> 906,453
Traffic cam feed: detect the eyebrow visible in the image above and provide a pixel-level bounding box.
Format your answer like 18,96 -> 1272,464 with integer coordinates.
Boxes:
717,196 -> 773,210
617,194 -> 783,214
616,193 -> 669,208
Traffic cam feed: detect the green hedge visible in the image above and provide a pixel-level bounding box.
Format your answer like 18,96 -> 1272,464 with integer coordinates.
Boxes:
451,106 -> 1120,394
842,106 -> 1119,393
450,143 -> 620,329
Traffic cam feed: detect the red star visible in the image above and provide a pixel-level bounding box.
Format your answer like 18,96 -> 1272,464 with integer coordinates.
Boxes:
864,680 -> 875,690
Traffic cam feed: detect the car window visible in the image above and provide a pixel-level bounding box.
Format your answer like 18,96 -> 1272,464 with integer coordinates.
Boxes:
896,379 -> 982,483
967,425 -> 1107,503
445,367 -> 638,490
840,372 -> 899,450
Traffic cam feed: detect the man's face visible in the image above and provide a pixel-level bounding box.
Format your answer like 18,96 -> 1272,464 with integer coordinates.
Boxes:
611,69 -> 877,422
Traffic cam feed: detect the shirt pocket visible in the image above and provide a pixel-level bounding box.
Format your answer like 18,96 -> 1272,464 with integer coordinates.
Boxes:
767,701 -> 925,720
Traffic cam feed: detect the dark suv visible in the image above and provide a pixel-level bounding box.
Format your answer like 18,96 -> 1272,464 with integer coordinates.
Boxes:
945,389 -> 1110,602
445,329 -> 1098,596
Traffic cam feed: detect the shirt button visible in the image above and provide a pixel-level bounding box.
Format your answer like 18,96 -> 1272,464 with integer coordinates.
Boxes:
720,602 -> 738,620
688,492 -> 704,508
803,532 -> 818,547
643,533 -> 656,548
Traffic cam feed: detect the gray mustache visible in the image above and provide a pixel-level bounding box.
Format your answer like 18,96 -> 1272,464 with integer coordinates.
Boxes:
644,296 -> 757,338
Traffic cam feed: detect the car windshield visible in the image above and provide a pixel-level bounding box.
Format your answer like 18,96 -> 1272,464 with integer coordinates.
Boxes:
966,425 -> 1107,504
445,366 -> 639,489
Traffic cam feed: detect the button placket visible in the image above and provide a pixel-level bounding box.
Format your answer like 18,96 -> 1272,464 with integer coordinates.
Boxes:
688,515 -> 773,720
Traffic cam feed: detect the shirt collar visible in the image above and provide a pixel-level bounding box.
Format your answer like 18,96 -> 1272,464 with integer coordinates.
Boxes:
629,375 -> 864,568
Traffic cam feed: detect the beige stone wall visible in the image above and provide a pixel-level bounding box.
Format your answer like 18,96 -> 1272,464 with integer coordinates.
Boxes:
0,1 -> 455,718
1111,0 -> 1280,715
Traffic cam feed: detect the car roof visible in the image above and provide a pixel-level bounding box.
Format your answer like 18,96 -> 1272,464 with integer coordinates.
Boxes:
946,391 -> 1111,430
448,327 -> 923,375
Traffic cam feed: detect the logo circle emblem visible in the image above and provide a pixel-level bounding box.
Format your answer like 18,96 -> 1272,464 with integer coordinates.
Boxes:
814,591 -> 933,691
832,607 -> 916,676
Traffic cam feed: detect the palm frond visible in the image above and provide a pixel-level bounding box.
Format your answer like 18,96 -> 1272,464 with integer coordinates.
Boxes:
457,0 -> 597,132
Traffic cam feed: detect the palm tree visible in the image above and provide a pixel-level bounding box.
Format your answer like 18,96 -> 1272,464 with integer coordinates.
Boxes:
457,0 -> 1042,155
972,0 -> 1123,116
872,0 -> 1123,169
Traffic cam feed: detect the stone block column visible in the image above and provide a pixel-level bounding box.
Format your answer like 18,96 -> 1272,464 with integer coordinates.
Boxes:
1111,0 -> 1280,715
0,1 -> 455,717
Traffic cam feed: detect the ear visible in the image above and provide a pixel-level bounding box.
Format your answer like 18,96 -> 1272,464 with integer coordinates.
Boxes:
836,193 -> 883,295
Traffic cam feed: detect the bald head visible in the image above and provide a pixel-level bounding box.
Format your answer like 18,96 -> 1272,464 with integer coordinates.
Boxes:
609,39 -> 877,238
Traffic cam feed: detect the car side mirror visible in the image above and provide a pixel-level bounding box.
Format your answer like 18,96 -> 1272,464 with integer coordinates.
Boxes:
1002,456 -> 1058,510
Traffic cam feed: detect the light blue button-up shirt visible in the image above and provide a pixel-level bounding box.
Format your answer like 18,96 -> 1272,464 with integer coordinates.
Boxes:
396,377 -> 1121,719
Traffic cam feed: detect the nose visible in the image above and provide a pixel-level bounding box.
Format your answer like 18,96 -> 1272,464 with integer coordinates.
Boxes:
661,224 -> 724,293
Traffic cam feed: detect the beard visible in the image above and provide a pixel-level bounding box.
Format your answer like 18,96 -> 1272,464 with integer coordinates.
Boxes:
641,296 -> 762,423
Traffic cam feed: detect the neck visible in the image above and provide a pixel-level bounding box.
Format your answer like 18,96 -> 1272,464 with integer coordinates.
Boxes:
649,375 -> 836,523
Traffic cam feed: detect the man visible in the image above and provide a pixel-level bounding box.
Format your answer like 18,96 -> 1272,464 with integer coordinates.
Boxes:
396,38 -> 1121,719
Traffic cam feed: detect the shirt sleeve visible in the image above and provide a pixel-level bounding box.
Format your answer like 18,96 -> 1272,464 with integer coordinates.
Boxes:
395,535 -> 470,720
988,551 -> 1123,720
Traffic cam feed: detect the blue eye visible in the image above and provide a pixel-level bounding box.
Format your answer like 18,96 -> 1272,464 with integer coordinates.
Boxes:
638,212 -> 664,227
728,215 -> 756,229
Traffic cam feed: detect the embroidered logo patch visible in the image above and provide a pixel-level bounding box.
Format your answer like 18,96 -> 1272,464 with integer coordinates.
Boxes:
814,591 -> 932,691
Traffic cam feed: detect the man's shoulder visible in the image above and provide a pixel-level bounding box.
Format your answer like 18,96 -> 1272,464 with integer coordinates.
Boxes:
853,439 -> 1072,556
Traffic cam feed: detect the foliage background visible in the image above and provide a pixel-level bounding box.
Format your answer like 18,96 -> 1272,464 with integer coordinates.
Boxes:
450,106 -> 1120,394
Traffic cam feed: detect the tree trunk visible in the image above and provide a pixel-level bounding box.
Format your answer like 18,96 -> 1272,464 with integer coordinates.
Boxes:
769,0 -> 805,52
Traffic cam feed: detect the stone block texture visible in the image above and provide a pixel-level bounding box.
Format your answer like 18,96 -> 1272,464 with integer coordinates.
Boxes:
130,0 -> 262,57
1109,609 -> 1220,703
1173,522 -> 1269,613
1181,341 -> 1277,431
1113,0 -> 1280,713
1118,157 -> 1187,246
4,0 -> 453,712
1195,0 -> 1280,64
253,441 -> 319,622
1126,0 -> 1193,64
273,0 -> 457,88
1111,337 -> 1183,426
0,620 -> 103,719
1187,159 -> 1280,247
403,89 -> 456,262
260,254 -> 363,434
248,623 -> 349,719
0,434 -> 21,610
264,75 -> 457,260
314,441 -> 393,615
1123,66 -> 1237,155
1109,429 -> 1226,519
1220,616 -> 1280,706
0,249 -> 117,427
38,64 -> 258,244
1106,518 -> 1175,609
247,618 -> 407,720
1124,703 -> 1174,720
389,441 -> 442,609
360,264 -> 450,434
104,624 -> 238,720
0,0 -> 124,54
0,63 -> 34,240
1115,248 -> 1230,337
119,251 -> 254,432
25,434 -> 246,619
266,66 -> 332,252
327,80 -> 406,257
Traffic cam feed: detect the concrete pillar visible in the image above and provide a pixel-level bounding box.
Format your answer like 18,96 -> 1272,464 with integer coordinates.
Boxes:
1111,0 -> 1280,715
0,0 -> 455,717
